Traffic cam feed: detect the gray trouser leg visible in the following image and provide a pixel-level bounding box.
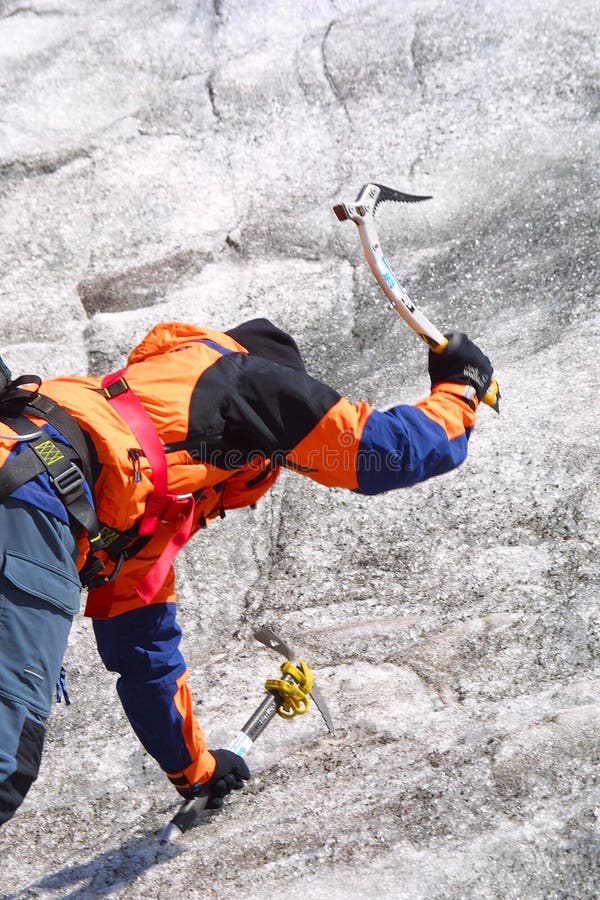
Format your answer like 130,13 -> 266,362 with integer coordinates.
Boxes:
0,499 -> 80,824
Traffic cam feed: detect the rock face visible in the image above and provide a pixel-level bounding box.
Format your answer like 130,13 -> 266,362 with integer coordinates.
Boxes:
0,1 -> 599,897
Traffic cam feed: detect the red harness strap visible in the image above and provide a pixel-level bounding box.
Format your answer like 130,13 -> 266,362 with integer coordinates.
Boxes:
101,371 -> 195,604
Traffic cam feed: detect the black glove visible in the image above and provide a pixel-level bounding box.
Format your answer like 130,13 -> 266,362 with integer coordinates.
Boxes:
180,749 -> 251,809
428,332 -> 493,404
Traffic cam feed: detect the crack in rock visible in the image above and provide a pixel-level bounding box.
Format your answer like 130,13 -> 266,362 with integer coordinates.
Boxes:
0,147 -> 92,180
2,4 -> 66,17
206,72 -> 220,119
233,487 -> 289,637
409,17 -> 428,96
321,20 -> 351,124
77,248 -> 213,315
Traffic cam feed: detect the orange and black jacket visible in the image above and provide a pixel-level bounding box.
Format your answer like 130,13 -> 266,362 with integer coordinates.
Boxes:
0,319 -> 479,791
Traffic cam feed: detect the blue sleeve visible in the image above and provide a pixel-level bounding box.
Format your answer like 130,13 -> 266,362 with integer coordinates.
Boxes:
93,603 -> 193,775
356,405 -> 471,495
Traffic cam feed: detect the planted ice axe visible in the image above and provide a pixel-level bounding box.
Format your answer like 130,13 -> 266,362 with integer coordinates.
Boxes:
254,626 -> 335,733
159,627 -> 333,843
333,183 -> 500,411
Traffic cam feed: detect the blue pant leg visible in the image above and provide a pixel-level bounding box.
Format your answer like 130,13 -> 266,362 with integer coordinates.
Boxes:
0,499 -> 80,825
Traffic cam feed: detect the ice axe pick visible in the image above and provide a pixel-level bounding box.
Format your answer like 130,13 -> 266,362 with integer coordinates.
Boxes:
333,183 -> 500,411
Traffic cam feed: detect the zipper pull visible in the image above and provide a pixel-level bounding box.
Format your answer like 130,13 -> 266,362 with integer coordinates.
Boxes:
56,666 -> 71,706
128,449 -> 142,483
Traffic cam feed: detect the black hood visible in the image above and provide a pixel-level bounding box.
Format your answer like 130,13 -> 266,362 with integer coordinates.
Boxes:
225,318 -> 306,372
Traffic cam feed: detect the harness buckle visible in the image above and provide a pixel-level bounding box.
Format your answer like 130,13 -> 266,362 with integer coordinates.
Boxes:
52,463 -> 85,498
160,493 -> 194,523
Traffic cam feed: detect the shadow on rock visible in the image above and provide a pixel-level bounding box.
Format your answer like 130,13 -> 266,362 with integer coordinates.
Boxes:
4,831 -> 187,899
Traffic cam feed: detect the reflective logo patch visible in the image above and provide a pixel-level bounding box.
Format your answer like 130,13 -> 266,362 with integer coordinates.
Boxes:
99,525 -> 120,548
33,439 -> 64,466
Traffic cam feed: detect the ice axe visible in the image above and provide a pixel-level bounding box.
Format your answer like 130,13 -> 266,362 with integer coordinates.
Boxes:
254,625 -> 335,734
158,627 -> 333,843
333,183 -> 500,411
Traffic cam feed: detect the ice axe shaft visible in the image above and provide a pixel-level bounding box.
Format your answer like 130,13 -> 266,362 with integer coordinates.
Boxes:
159,629 -> 332,844
159,690 -> 283,843
333,183 -> 500,411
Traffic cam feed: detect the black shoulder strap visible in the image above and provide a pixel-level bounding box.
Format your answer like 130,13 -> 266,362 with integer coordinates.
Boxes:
0,375 -> 41,405
23,392 -> 96,489
0,388 -> 103,550
0,412 -> 102,548
0,383 -> 94,490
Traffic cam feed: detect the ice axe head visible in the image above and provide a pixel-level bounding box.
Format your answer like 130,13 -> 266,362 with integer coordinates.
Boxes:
333,182 -> 432,225
332,183 -> 500,412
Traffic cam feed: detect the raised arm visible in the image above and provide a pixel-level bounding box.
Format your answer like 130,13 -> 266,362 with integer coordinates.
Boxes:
222,331 -> 493,495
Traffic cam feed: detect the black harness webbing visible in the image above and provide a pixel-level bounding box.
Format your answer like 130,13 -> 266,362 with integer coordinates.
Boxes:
0,385 -> 103,555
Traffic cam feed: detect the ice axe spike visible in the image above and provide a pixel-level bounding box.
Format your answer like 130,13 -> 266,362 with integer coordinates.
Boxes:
159,687 -> 283,844
333,182 -> 500,412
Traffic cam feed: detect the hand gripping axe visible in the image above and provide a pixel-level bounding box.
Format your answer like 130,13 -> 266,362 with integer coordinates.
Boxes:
159,627 -> 333,843
333,183 -> 500,411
